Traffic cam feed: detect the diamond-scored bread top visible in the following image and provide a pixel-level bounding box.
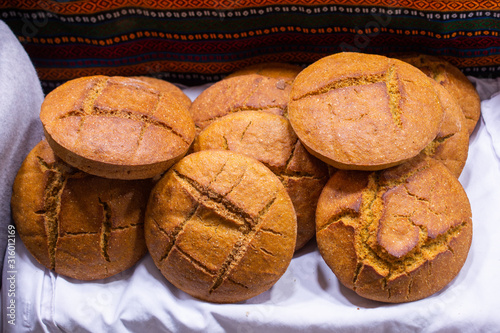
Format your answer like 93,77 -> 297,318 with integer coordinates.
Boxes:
40,76 -> 195,167
145,150 -> 297,303
288,52 -> 444,170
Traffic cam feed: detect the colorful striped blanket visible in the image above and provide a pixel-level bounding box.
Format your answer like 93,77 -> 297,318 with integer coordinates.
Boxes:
1,1 -> 499,93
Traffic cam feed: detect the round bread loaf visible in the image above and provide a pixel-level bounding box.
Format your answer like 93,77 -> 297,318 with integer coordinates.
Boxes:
189,74 -> 292,133
316,156 -> 473,303
395,53 -> 481,135
288,52 -> 444,171
419,82 -> 469,178
145,150 -> 297,303
11,139 -> 153,280
225,62 -> 303,84
40,75 -> 195,180
193,111 -> 329,251
133,76 -> 192,109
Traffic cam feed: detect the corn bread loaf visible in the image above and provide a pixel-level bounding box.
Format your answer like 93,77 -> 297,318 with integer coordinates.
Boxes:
145,150 -> 297,303
193,111 -> 329,251
288,52 -> 444,171
189,74 -> 292,133
133,76 -> 192,109
11,139 -> 153,280
225,62 -> 302,84
396,53 -> 481,135
316,156 -> 472,303
419,82 -> 469,177
40,75 -> 195,180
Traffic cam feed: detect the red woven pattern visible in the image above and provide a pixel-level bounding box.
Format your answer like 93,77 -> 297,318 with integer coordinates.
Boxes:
3,0 -> 499,14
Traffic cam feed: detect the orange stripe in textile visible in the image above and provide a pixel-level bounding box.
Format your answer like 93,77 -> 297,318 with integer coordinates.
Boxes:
2,0 -> 499,14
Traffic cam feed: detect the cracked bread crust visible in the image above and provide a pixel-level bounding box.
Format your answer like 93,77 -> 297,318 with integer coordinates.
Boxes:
189,74 -> 292,133
11,139 -> 153,280
192,111 -> 329,251
40,75 -> 195,180
144,150 -> 297,303
395,53 -> 481,135
288,52 -> 444,171
316,156 -> 472,303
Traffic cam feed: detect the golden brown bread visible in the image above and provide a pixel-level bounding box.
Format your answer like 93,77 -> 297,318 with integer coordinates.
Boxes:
316,156 -> 472,303
419,82 -> 469,177
193,111 -> 329,250
288,52 -> 444,171
189,74 -> 292,133
13,50 -> 474,302
133,76 -> 192,109
11,139 -> 153,280
145,150 -> 297,303
395,53 -> 481,135
225,62 -> 303,84
40,75 -> 195,180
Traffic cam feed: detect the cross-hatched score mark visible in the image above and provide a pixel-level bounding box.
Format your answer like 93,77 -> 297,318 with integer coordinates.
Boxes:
57,78 -> 191,155
159,165 -> 280,294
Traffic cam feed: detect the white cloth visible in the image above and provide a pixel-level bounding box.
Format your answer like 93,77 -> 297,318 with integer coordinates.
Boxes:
2,22 -> 500,331
0,20 -> 44,279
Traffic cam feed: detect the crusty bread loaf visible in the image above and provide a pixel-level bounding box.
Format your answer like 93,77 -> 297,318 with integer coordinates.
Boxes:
225,62 -> 302,84
288,52 -> 444,171
145,150 -> 297,303
189,74 -> 292,133
395,53 -> 481,135
12,52 -> 479,302
419,81 -> 469,177
316,156 -> 472,303
40,75 -> 195,180
11,139 -> 153,280
133,76 -> 192,109
193,111 -> 329,251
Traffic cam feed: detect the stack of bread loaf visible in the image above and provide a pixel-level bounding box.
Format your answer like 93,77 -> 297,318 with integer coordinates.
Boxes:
11,52 -> 479,304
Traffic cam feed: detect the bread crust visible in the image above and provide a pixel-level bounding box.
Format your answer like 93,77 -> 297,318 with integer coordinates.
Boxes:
40,75 -> 195,180
316,156 -> 473,303
145,150 -> 297,303
395,53 -> 481,135
193,111 -> 329,250
225,62 -> 303,84
189,74 -> 292,133
11,140 -> 153,280
288,52 -> 444,171
133,76 -> 192,109
419,82 -> 469,177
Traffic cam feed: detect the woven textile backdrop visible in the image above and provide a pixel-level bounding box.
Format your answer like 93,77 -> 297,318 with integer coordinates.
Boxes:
1,0 -> 500,93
